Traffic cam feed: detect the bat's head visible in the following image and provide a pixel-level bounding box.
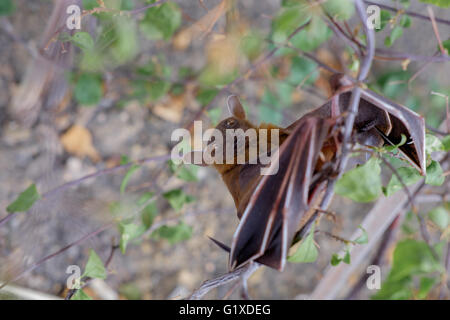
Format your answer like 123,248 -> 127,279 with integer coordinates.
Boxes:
214,95 -> 254,134
184,95 -> 257,169
207,95 -> 258,170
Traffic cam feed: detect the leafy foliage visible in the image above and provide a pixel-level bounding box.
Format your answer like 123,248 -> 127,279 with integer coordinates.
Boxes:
6,184 -> 40,213
288,224 -> 318,263
0,0 -> 14,16
140,2 -> 182,41
151,221 -> 193,245
419,0 -> 450,8
74,73 -> 103,106
82,249 -> 107,279
335,157 -> 382,202
372,240 -> 443,299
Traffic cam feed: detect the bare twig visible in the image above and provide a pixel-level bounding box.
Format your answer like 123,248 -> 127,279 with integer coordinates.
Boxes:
427,6 -> 446,56
338,0 -> 375,174
0,223 -> 113,290
364,1 -> 450,27
0,154 -> 170,228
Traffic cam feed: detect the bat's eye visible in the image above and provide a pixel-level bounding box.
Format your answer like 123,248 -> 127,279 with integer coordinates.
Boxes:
225,118 -> 237,128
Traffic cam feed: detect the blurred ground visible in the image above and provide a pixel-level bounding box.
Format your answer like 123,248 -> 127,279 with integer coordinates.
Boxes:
0,0 -> 449,300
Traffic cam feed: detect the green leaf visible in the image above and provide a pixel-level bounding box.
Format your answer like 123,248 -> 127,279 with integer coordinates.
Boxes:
288,224 -> 318,263
428,207 -> 449,230
151,221 -> 193,245
6,184 -> 41,213
168,160 -> 198,182
377,10 -> 391,32
375,70 -> 409,99
442,135 -> 450,151
140,2 -> 182,41
384,166 -> 422,197
354,226 -> 368,244
240,32 -> 264,60
138,192 -> 158,230
384,134 -> 407,152
400,15 -> 411,28
118,222 -> 146,254
71,289 -> 93,300
275,81 -> 294,107
259,104 -> 282,126
335,157 -> 382,202
74,73 -> 103,106
322,0 -> 355,21
384,26 -> 403,47
0,0 -> 14,16
291,16 -> 332,52
288,57 -> 318,86
419,0 -> 450,8
82,0 -> 99,10
119,283 -> 142,300
120,164 -> 141,194
196,88 -> 219,106
110,17 -> 139,64
425,160 -> 444,186
417,277 -> 436,299
82,249 -> 107,279
388,240 -> 441,282
331,253 -> 342,266
343,249 -> 351,264
426,134 -> 444,154
372,240 -> 442,300
442,39 -> 450,55
163,189 -> 195,212
272,4 -> 311,43
71,32 -> 95,51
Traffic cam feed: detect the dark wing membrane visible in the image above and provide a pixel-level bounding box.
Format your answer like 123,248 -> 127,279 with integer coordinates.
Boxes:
229,117 -> 330,271
360,89 -> 426,175
302,90 -> 425,174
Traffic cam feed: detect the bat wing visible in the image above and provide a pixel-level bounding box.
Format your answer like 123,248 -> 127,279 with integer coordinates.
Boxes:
229,117 -> 331,271
359,89 -> 426,175
303,90 -> 426,174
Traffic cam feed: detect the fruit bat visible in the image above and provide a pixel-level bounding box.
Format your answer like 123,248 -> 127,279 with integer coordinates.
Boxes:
188,74 -> 426,271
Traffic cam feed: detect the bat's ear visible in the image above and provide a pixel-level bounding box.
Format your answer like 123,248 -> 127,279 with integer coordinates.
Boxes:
227,95 -> 246,120
183,151 -> 209,166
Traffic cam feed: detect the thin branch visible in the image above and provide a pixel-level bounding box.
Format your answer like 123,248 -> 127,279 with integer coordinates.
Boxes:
364,1 -> 450,27
0,223 -> 113,290
337,0 -> 375,175
427,6 -> 446,55
0,154 -> 170,228
129,0 -> 168,15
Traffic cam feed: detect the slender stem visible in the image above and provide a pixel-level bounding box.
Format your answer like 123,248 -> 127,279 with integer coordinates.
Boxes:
129,0 -> 168,15
0,154 -> 170,228
364,1 -> 450,27
0,223 -> 113,290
